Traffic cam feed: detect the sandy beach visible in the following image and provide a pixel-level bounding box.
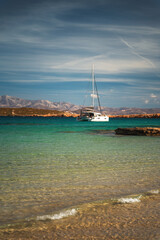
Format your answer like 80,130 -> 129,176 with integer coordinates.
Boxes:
0,192 -> 159,240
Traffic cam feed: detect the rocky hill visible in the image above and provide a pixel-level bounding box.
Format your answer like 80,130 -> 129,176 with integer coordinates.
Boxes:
0,95 -> 81,112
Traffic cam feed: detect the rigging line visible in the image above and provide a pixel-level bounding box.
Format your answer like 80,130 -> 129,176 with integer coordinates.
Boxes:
82,73 -> 92,107
94,75 -> 102,113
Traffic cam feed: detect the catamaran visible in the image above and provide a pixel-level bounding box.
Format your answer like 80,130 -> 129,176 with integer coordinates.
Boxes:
77,65 -> 109,122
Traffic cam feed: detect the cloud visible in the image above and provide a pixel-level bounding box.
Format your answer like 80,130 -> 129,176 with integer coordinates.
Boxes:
1,20 -> 159,76
144,93 -> 160,105
150,93 -> 157,98
145,99 -> 149,104
0,0 -> 160,107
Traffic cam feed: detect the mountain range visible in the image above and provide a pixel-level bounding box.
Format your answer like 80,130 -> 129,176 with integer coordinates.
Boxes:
0,95 -> 81,112
0,95 -> 160,115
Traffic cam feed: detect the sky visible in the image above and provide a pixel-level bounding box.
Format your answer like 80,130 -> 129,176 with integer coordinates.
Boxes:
0,0 -> 160,108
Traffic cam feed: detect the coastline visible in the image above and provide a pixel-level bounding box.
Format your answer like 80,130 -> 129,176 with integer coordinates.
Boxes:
0,107 -> 160,118
0,190 -> 159,240
109,113 -> 160,118
0,107 -> 79,118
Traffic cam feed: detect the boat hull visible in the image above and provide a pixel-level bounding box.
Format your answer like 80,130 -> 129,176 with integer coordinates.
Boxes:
77,115 -> 109,122
89,116 -> 109,122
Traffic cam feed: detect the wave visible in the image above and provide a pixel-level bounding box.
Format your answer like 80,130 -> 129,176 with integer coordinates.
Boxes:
148,189 -> 159,194
36,208 -> 77,221
117,195 -> 142,203
34,189 -> 159,222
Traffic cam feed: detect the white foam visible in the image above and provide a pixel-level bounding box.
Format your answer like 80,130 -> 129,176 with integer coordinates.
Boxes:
118,195 -> 142,204
36,208 -> 77,221
148,189 -> 159,194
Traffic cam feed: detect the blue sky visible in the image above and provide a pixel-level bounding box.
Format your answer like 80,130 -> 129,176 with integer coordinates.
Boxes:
0,0 -> 160,108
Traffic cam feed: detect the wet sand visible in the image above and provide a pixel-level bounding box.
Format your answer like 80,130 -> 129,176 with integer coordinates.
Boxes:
0,192 -> 160,240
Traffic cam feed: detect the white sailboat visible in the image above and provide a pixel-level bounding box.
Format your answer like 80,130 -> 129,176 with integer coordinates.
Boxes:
77,65 -> 109,122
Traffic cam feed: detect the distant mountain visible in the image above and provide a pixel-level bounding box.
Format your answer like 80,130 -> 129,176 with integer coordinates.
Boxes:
0,95 -> 81,112
0,95 -> 160,115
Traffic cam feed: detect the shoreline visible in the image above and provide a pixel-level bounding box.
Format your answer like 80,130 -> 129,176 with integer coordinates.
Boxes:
0,107 -> 160,118
0,190 -> 159,240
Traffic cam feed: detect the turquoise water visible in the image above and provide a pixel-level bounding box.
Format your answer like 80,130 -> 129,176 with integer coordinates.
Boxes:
0,117 -> 160,225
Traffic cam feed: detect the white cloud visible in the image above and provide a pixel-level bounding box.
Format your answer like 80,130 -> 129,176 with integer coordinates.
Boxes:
0,0 -> 160,107
144,93 -> 160,106
145,99 -> 149,104
150,93 -> 157,98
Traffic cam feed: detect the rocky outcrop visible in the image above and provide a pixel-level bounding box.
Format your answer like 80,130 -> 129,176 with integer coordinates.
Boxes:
115,127 -> 160,136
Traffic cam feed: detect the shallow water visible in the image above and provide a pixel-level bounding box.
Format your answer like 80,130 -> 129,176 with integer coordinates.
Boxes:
0,117 -> 160,225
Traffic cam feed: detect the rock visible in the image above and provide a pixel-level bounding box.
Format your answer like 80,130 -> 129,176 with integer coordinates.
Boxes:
115,127 -> 160,136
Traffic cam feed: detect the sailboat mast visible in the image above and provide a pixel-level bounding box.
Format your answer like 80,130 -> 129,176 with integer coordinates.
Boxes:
92,64 -> 95,108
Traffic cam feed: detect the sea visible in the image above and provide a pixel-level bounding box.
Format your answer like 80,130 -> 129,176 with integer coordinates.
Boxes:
0,116 -> 160,226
